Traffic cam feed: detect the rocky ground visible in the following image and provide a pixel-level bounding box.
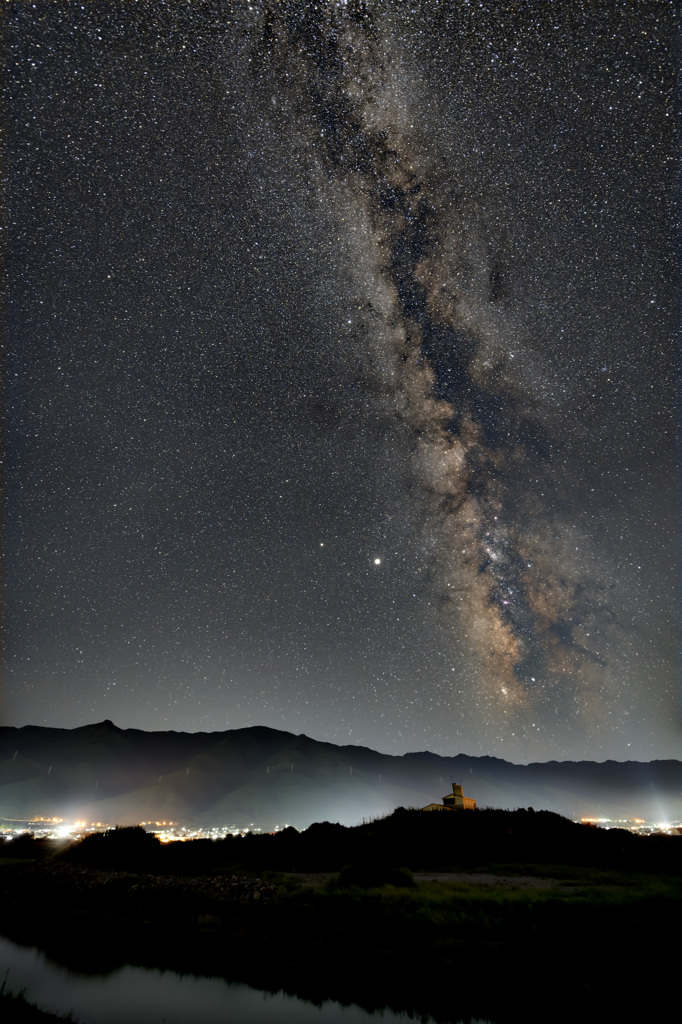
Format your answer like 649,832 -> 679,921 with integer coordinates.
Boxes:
26,858 -> 277,903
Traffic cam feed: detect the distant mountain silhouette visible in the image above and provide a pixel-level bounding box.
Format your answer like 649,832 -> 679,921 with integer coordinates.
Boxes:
0,721 -> 680,828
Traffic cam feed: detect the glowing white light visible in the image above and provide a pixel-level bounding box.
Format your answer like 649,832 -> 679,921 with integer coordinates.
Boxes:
374,558 -> 381,565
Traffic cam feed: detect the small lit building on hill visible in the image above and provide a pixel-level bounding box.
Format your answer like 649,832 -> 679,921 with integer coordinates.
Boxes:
421,782 -> 476,812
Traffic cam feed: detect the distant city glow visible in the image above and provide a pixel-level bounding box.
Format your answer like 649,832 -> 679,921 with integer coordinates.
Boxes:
2,815 -> 681,843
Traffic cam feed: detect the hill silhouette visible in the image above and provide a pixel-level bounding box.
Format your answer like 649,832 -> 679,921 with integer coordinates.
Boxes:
1,721 -> 680,827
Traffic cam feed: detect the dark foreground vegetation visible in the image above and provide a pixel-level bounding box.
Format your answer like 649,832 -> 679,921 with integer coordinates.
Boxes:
1,808 -> 679,1024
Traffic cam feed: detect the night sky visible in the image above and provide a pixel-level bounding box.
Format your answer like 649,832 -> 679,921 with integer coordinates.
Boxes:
5,1 -> 679,763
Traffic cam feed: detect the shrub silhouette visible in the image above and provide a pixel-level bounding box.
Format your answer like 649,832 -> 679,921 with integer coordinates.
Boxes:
0,832 -> 51,861
66,826 -> 160,870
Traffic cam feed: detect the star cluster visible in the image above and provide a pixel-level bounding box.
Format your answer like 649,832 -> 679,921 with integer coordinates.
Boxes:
5,1 -> 678,761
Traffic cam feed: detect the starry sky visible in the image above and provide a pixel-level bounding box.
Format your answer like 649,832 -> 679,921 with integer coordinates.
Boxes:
5,1 -> 679,763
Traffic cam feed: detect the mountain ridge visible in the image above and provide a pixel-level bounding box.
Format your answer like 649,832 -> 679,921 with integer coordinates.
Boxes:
1,721 -> 680,828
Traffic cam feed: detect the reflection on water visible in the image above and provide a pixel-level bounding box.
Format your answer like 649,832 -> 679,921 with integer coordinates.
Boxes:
0,934 -> 491,1024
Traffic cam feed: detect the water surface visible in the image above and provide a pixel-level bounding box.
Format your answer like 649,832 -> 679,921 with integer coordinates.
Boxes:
1,934 -> 490,1024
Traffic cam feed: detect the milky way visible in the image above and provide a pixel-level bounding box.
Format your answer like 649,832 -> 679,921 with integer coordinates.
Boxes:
5,1 -> 678,761
250,2 -> 676,751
